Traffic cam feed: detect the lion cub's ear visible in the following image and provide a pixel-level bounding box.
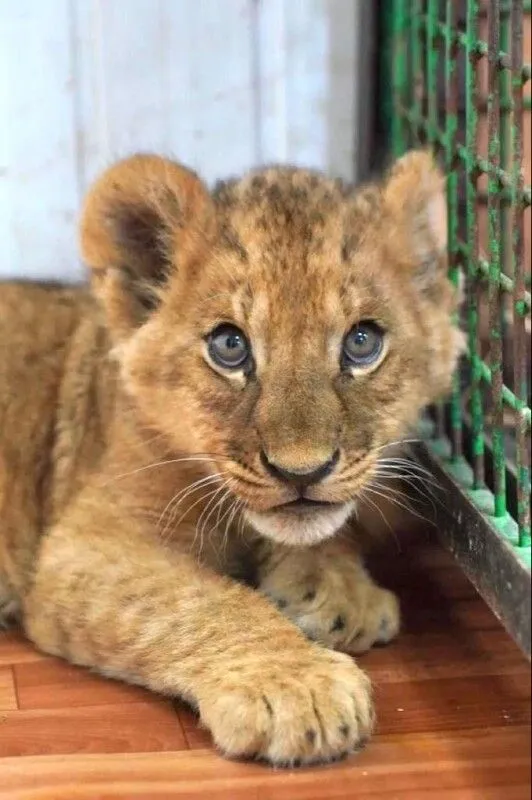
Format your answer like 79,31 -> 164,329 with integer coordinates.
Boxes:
80,154 -> 215,339
382,150 -> 447,290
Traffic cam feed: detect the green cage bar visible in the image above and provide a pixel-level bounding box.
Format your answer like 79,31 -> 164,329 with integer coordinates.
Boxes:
383,0 -> 532,655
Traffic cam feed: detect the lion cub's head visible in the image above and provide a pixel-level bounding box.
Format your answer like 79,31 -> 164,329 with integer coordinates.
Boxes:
81,151 -> 463,546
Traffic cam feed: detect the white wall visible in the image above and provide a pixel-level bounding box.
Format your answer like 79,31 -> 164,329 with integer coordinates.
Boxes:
0,0 -> 373,282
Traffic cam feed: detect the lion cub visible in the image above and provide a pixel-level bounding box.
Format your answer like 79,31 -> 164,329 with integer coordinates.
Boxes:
0,150 -> 463,766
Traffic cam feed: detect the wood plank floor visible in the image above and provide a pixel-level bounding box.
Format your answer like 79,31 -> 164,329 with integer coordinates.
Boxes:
1,530 -> 530,799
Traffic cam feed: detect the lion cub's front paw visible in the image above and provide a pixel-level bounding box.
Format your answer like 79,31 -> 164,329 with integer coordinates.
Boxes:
199,646 -> 373,766
258,549 -> 400,654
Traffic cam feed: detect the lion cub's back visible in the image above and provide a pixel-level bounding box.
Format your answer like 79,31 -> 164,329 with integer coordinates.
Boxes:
0,282 -> 91,591
0,282 -> 89,430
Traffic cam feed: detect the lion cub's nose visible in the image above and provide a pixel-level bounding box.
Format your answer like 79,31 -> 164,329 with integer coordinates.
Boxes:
260,449 -> 340,489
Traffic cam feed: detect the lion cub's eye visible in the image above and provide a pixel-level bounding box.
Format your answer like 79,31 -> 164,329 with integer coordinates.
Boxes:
207,324 -> 251,370
342,321 -> 385,368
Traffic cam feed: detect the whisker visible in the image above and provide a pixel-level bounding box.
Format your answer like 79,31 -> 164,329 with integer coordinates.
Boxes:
377,456 -> 437,481
374,437 -> 423,452
221,499 -> 240,560
372,476 -> 439,519
357,489 -> 401,551
102,455 -> 222,487
358,489 -> 394,534
209,490 -> 241,563
376,459 -> 441,489
170,482 -> 227,539
199,486 -> 234,556
374,471 -> 442,511
374,467 -> 442,496
195,481 -> 232,546
237,501 -> 248,540
374,467 -> 444,507
379,453 -> 436,472
158,474 -> 225,539
364,483 -> 435,529
209,487 -> 239,543
160,485 -> 223,546
158,473 -> 220,525
158,473 -> 222,527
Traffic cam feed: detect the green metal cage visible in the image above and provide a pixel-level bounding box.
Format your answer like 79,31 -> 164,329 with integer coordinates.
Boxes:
382,0 -> 531,655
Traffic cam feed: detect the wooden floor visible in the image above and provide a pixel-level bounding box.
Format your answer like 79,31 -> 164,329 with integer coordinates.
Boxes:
1,531 -> 530,799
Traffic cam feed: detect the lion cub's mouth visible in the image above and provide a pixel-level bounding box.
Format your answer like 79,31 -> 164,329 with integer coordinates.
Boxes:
276,498 -> 342,514
244,499 -> 355,545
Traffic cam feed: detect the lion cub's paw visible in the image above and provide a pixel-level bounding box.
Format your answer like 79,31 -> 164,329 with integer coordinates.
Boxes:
258,552 -> 400,655
199,647 -> 373,766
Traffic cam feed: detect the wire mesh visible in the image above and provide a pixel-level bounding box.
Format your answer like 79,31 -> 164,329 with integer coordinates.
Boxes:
387,0 -> 531,561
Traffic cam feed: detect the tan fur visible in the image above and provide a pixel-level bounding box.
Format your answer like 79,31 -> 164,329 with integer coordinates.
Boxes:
0,150 -> 463,765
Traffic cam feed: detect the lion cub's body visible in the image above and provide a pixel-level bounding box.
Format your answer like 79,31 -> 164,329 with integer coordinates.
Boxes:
0,151 -> 462,766
0,285 -> 104,602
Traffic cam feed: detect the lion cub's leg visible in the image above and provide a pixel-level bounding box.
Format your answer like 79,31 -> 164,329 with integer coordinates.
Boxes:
22,490 -> 374,766
256,538 -> 400,654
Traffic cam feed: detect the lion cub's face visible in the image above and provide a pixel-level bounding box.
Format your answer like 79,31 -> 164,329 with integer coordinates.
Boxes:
81,151 -> 463,545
